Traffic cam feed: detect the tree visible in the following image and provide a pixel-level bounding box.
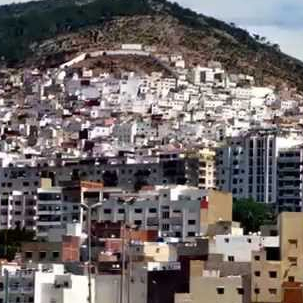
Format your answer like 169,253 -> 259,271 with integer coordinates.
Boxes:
0,228 -> 35,261
232,198 -> 275,234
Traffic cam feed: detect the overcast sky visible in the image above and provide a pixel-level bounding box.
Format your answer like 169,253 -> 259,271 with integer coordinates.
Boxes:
176,0 -> 303,60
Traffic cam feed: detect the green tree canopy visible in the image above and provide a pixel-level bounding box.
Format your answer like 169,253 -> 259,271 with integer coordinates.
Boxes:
232,198 -> 276,234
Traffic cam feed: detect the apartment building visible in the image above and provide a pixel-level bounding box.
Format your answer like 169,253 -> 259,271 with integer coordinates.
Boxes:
250,212 -> 303,303
186,148 -> 216,190
36,183 -> 82,238
279,212 -> 303,282
0,191 -> 36,230
97,185 -> 205,240
210,235 -> 279,262
0,264 -> 35,303
251,248 -> 282,303
277,147 -> 303,212
216,130 -> 303,203
177,261 -> 246,303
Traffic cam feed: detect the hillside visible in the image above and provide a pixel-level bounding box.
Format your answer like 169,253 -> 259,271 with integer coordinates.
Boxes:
1,0 -> 303,91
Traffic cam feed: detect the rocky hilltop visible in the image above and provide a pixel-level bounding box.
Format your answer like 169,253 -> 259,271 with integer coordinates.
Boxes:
1,0 -> 303,91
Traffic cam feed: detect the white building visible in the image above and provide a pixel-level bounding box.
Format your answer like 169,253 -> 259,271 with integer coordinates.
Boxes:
216,130 -> 303,203
209,235 -> 279,262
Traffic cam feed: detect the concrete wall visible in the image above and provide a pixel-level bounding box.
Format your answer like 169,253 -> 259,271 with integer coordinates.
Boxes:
251,249 -> 282,303
207,190 -> 232,225
190,275 -> 243,303
279,212 -> 303,282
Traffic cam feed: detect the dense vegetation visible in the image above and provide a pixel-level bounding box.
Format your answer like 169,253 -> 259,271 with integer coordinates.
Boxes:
233,198 -> 276,234
0,0 -> 285,63
0,0 -> 152,63
0,0 -> 303,90
0,227 -> 35,261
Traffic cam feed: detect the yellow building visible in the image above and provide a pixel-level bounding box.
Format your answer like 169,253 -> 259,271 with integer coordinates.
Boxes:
251,212 -> 303,303
177,261 -> 244,303
279,212 -> 303,282
251,249 -> 282,303
197,148 -> 216,190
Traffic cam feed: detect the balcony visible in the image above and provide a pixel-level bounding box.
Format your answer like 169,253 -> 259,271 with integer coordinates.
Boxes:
169,217 -> 183,225
147,217 -> 159,227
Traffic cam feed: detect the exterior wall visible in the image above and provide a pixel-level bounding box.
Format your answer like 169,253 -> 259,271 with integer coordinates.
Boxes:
37,187 -> 81,238
132,243 -> 178,262
207,190 -> 232,225
197,148 -> 216,190
21,238 -> 79,263
279,212 -> 303,282
0,156 -> 195,231
21,242 -> 62,263
251,249 -> 282,303
216,131 -> 303,203
61,236 -> 80,262
35,272 -> 93,303
210,235 -> 263,262
95,275 -> 121,303
97,187 -> 203,240
277,148 -> 303,212
190,275 -> 243,303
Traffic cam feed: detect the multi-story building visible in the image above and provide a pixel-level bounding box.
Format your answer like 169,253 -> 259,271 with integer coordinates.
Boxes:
36,183 -> 82,238
185,148 -> 216,190
0,191 -> 36,230
277,147 -> 303,212
216,130 -> 303,203
0,264 -> 35,303
97,185 -> 206,240
0,153 -> 198,231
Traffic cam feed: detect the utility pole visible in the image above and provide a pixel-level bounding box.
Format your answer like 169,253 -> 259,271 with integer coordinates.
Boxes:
87,207 -> 92,303
120,220 -> 126,303
81,202 -> 103,303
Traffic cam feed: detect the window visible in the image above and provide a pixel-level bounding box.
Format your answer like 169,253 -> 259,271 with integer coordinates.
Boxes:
104,209 -> 112,214
269,271 -> 277,278
237,288 -> 244,295
288,276 -> 295,282
254,255 -> 260,261
187,232 -> 195,237
247,238 -> 252,243
52,251 -> 60,259
134,208 -> 142,214
188,220 -> 196,225
269,288 -> 277,295
0,282 -> 3,291
118,209 -> 125,214
149,208 -> 157,213
162,211 -> 170,219
288,257 -> 298,266
228,256 -> 234,262
254,288 -> 260,294
134,220 -> 142,226
216,287 -> 224,295
224,238 -> 229,243
25,251 -> 33,259
162,224 -> 169,231
39,251 -> 47,260
288,239 -> 298,248
254,271 -> 261,277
